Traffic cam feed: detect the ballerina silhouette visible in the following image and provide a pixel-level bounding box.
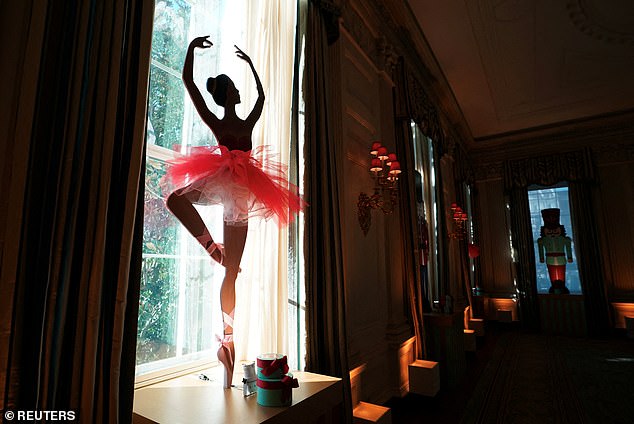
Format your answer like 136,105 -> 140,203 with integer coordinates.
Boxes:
164,36 -> 303,388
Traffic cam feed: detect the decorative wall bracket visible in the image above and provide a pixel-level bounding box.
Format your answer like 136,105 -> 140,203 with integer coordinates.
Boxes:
448,202 -> 468,240
358,141 -> 401,235
357,189 -> 398,235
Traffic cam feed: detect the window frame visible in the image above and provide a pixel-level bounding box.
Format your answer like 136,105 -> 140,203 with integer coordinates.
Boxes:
136,0 -> 305,385
527,183 -> 582,295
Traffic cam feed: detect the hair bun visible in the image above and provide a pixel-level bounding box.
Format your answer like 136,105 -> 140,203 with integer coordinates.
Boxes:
206,77 -> 217,94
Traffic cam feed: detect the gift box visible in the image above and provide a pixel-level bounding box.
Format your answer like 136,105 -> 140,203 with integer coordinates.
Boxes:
255,354 -> 299,407
256,373 -> 298,407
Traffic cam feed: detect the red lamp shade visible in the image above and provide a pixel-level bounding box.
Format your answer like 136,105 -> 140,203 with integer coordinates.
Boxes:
370,158 -> 382,172
370,142 -> 382,155
389,160 -> 401,175
387,153 -> 398,166
451,202 -> 458,209
377,146 -> 388,160
468,243 -> 481,259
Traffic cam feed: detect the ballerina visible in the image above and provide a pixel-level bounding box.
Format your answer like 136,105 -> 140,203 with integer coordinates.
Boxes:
163,36 -> 303,388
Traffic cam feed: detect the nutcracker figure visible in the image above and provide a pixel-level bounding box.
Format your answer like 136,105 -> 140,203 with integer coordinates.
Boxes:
537,208 -> 573,294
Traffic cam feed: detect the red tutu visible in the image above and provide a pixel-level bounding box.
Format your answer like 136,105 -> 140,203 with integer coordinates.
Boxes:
163,145 -> 304,226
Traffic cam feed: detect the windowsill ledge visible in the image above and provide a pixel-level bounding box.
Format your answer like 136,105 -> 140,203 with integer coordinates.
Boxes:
133,365 -> 344,424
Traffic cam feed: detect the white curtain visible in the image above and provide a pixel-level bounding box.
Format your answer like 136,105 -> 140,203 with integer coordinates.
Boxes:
232,0 -> 298,365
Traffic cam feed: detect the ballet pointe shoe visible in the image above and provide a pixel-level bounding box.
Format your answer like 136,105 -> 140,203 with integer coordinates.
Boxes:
195,233 -> 225,266
203,241 -> 243,273
217,334 -> 234,388
217,309 -> 235,388
206,242 -> 225,267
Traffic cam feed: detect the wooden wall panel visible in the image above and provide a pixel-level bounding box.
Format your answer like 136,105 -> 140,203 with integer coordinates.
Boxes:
335,18 -> 417,402
597,162 -> 634,299
338,29 -> 395,403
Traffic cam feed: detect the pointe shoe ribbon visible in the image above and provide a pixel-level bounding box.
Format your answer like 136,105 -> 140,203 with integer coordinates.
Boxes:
208,242 -> 225,266
216,333 -> 234,348
210,243 -> 242,273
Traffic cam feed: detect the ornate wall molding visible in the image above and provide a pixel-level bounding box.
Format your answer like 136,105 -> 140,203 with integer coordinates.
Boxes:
472,110 -> 634,163
474,161 -> 505,181
504,149 -> 595,189
377,37 -> 399,74
341,1 -> 402,77
592,142 -> 634,166
341,2 -> 381,69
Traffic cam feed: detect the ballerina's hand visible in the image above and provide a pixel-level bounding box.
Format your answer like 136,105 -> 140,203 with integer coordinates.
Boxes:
234,45 -> 252,64
191,35 -> 213,49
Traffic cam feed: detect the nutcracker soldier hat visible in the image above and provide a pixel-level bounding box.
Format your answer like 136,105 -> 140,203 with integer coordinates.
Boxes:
541,208 -> 560,229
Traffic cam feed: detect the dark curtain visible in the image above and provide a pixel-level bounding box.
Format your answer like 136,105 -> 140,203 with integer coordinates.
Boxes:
507,188 -> 540,330
2,0 -> 153,422
504,149 -> 609,334
304,1 -> 352,423
392,58 -> 427,359
569,182 -> 611,335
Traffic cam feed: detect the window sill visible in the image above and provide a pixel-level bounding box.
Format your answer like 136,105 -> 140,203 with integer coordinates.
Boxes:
133,366 -> 344,424
135,358 -> 217,389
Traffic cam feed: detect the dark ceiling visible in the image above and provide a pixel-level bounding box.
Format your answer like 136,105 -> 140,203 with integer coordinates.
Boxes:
407,0 -> 634,143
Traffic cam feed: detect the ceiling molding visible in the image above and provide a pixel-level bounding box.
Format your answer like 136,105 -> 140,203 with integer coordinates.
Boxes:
470,109 -> 634,164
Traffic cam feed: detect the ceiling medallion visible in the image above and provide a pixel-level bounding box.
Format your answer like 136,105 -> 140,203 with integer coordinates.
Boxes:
567,0 -> 634,45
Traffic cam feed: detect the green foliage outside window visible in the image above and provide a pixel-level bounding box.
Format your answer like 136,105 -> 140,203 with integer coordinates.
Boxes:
137,158 -> 179,364
147,0 -> 191,151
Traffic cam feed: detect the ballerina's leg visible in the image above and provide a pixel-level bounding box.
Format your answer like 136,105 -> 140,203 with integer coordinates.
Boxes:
165,189 -> 224,265
217,221 -> 248,388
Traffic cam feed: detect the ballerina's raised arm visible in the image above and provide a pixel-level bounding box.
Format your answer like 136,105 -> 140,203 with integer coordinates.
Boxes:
181,35 -> 222,132
234,45 -> 265,129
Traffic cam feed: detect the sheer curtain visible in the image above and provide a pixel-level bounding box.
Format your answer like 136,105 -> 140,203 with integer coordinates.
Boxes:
233,0 -> 298,363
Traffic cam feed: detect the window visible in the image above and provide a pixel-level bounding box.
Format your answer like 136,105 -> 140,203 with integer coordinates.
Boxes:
528,184 -> 581,294
137,0 -> 303,380
411,122 -> 440,310
463,183 -> 478,293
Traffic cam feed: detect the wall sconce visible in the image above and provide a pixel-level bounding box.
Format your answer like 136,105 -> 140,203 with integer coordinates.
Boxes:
358,141 -> 401,235
449,202 -> 468,239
